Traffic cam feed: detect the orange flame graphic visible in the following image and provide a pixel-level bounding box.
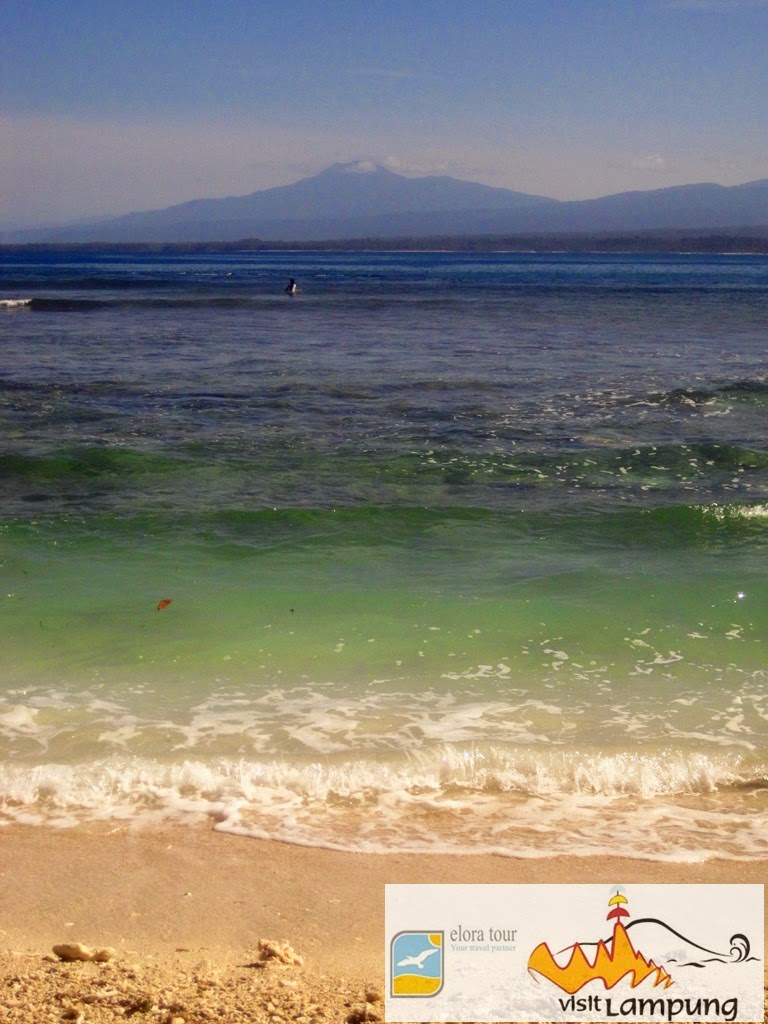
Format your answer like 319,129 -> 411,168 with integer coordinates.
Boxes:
528,923 -> 673,994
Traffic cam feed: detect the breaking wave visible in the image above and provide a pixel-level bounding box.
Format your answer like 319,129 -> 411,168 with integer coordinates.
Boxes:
0,748 -> 765,860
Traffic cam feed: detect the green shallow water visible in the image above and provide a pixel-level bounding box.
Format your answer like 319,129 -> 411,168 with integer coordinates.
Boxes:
3,505 -> 766,719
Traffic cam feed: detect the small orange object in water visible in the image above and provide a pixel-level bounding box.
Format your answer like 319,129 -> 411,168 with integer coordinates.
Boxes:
157,599 -> 172,611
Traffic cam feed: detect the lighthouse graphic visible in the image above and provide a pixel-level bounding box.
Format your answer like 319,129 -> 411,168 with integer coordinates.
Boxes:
528,889 -> 674,993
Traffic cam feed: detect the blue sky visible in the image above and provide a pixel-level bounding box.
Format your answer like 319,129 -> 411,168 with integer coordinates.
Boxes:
2,0 -> 767,227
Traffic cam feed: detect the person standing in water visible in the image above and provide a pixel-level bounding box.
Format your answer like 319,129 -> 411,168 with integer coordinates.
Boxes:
285,278 -> 297,294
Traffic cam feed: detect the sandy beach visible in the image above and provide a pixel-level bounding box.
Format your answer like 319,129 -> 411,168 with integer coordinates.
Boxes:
0,824 -> 765,1022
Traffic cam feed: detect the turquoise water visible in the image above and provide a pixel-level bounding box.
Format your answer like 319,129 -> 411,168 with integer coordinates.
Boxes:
0,250 -> 766,858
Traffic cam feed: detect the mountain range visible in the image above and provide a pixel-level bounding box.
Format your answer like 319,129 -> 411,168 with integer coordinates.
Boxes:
5,161 -> 768,243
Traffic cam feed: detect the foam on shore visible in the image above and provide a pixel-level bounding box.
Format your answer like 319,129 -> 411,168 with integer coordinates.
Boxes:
0,747 -> 765,861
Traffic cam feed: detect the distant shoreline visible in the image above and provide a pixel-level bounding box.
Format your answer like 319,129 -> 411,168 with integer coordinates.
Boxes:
2,230 -> 768,255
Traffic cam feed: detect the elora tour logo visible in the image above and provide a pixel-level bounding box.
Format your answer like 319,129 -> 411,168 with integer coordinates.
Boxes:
527,888 -> 757,1021
390,931 -> 444,997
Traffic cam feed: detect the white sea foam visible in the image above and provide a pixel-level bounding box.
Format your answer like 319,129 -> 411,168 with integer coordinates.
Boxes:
0,704 -> 41,734
2,675 -> 766,761
0,298 -> 32,309
0,747 -> 765,860
0,675 -> 765,860
0,704 -> 61,753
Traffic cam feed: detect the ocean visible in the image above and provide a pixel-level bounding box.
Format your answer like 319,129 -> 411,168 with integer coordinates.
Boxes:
0,248 -> 766,861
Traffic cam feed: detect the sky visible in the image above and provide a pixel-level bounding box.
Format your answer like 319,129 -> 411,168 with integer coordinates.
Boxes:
2,0 -> 768,228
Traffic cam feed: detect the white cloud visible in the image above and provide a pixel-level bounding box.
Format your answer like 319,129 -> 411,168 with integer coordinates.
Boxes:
379,156 -> 450,177
632,154 -> 669,173
341,160 -> 378,173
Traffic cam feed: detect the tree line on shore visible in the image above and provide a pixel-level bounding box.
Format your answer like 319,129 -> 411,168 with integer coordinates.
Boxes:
3,229 -> 768,255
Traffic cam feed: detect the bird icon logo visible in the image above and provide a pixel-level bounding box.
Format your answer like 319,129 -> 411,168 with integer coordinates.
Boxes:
391,931 -> 444,996
397,947 -> 440,969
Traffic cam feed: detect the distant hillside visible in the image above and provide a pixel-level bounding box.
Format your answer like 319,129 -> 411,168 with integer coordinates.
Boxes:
4,162 -> 768,243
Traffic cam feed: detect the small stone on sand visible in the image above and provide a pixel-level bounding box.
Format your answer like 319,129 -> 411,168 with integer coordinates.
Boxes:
258,939 -> 304,966
52,943 -> 116,963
